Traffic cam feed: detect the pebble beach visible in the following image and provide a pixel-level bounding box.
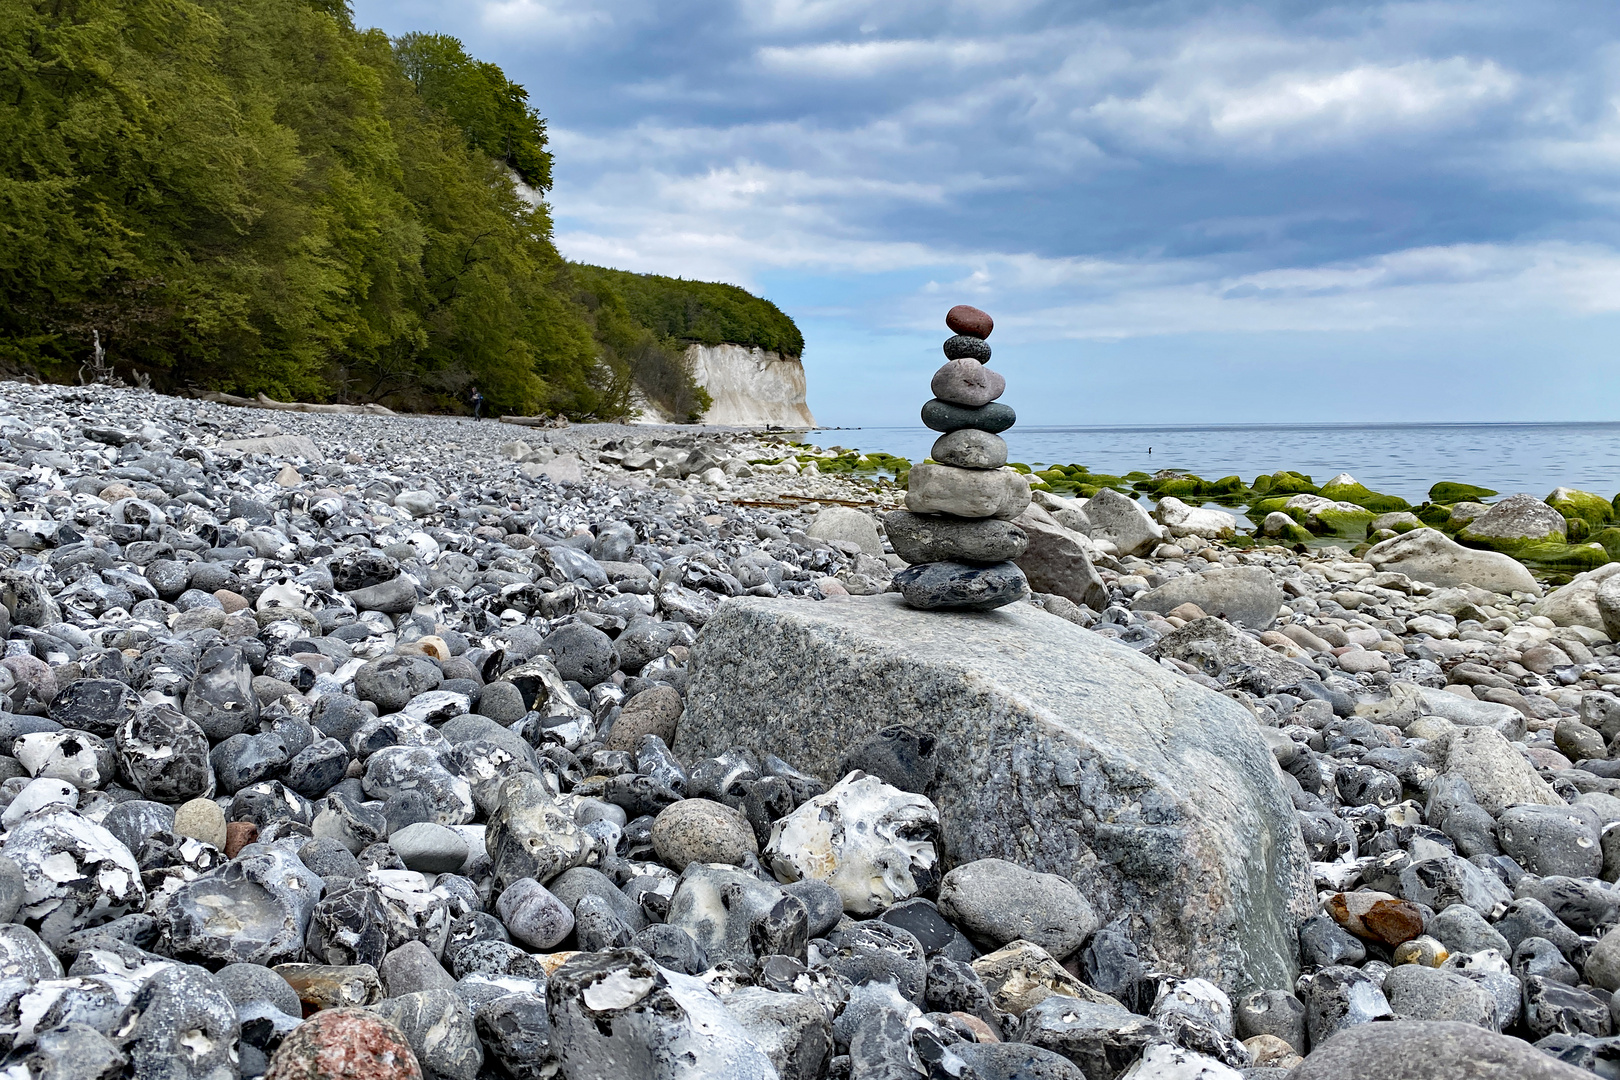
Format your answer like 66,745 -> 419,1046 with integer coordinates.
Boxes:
1,370 -> 1620,1080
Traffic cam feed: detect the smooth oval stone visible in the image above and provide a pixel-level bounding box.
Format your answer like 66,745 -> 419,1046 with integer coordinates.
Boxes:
921,399 -> 1014,435
931,429 -> 1008,470
893,561 -> 1029,612
943,335 -> 991,363
930,359 -> 1005,409
906,464 -> 1031,521
946,305 -> 993,339
883,511 -> 1028,566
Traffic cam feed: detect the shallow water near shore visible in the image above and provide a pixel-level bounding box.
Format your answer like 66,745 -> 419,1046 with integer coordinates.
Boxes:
821,421 -> 1620,504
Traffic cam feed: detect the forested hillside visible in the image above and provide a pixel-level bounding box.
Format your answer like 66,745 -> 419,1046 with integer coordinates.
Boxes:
0,0 -> 801,420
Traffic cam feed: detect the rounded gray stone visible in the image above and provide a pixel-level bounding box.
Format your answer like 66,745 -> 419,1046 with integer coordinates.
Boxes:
893,560 -> 1029,612
389,821 -> 469,874
651,797 -> 758,871
930,428 -> 1009,470
930,359 -> 1005,409
883,510 -> 1028,567
920,398 -> 1015,435
1290,1019 -> 1592,1079
938,857 -> 1099,960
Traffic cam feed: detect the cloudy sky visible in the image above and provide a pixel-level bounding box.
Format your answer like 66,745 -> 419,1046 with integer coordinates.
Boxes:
353,0 -> 1620,426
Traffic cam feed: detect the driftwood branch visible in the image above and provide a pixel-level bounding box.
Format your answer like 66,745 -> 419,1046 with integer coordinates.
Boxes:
199,391 -> 395,415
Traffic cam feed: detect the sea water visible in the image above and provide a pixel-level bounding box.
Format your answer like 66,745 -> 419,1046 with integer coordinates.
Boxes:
819,422 -> 1620,505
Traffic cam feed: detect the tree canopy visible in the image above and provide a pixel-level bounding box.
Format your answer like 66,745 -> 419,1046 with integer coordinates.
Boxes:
0,0 -> 801,419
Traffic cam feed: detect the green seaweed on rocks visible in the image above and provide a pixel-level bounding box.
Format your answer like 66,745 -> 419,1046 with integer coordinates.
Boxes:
1414,503 -> 1455,529
1428,481 -> 1498,504
1253,470 -> 1318,495
1545,487 -> 1614,528
1318,474 -> 1411,514
1591,527 -> 1620,563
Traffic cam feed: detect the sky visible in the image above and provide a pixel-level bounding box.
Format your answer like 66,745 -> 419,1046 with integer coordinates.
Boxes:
351,0 -> 1620,427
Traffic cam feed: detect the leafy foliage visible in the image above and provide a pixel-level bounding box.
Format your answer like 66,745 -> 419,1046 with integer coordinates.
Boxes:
573,264 -> 804,357
0,0 -> 798,420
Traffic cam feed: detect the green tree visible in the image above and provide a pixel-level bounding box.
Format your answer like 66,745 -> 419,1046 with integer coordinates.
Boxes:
393,31 -> 551,191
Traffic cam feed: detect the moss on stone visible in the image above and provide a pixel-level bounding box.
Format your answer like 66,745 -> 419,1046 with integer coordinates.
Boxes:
1264,471 -> 1318,495
1313,507 -> 1379,538
1592,527 -> 1620,562
1318,478 -> 1410,514
1428,481 -> 1498,504
1546,488 -> 1613,528
1415,503 -> 1453,528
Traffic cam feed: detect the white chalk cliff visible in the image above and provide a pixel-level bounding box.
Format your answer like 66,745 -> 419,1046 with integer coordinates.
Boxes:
684,343 -> 814,427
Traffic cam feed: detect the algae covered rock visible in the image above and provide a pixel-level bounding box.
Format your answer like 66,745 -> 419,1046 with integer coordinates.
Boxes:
1460,493 -> 1568,549
1429,481 -> 1498,504
1319,473 -> 1411,514
1547,487 -> 1614,528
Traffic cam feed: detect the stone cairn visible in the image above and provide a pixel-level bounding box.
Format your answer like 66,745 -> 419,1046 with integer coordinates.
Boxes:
887,305 -> 1034,611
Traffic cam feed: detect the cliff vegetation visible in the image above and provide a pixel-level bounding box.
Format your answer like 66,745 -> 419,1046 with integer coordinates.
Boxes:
0,0 -> 800,420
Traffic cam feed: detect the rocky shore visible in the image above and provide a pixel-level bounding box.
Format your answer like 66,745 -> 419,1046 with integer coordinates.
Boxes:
0,379 -> 1618,1079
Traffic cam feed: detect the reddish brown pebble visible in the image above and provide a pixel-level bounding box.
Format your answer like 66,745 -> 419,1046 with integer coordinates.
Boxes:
946,304 -> 993,339
952,1011 -> 1001,1042
225,820 -> 259,858
265,1008 -> 422,1080
1325,890 -> 1425,946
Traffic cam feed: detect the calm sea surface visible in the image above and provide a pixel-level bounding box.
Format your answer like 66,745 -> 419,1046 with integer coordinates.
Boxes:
811,423 -> 1620,505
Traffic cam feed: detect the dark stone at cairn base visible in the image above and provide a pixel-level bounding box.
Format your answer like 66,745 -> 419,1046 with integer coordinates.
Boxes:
921,399 -> 1015,435
893,561 -> 1029,611
883,511 -> 1028,566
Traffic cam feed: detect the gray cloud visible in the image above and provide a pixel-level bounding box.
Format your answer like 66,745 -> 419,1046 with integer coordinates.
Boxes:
355,0 -> 1620,422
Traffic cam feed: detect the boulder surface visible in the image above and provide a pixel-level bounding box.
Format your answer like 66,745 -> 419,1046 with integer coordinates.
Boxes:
677,594 -> 1314,992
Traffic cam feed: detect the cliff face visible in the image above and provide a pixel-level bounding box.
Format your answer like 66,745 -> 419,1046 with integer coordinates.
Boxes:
685,344 -> 815,427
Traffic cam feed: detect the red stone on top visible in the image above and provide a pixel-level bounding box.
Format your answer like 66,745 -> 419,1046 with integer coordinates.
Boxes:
945,305 -> 993,339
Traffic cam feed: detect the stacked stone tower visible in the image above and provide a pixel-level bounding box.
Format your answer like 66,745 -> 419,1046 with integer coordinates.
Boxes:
885,305 -> 1032,611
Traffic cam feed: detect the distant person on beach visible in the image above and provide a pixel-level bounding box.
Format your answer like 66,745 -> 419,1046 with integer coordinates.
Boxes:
470,386 -> 485,419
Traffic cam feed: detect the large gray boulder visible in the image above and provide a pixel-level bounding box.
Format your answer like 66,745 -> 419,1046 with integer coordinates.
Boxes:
1460,493 -> 1568,545
1083,489 -> 1164,557
1534,563 -> 1620,633
1364,529 -> 1540,596
1012,506 -> 1107,611
678,595 -> 1313,992
1134,566 -> 1283,629
1289,1019 -> 1591,1079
